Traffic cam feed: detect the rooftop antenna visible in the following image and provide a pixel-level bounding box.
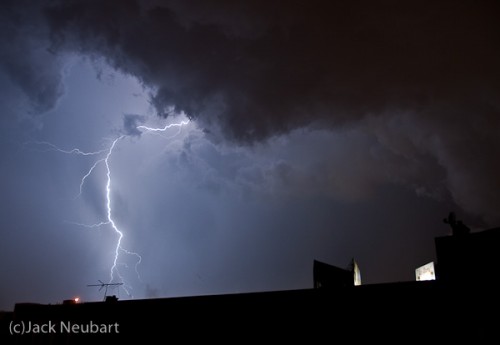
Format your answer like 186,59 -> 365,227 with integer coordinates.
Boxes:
87,280 -> 123,301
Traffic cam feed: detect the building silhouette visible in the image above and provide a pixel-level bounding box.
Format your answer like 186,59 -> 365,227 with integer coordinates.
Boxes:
2,226 -> 499,343
435,226 -> 500,284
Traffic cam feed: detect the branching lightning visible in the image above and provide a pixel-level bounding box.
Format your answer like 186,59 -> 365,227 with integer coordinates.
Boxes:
77,158 -> 105,198
29,118 -> 190,299
25,141 -> 108,156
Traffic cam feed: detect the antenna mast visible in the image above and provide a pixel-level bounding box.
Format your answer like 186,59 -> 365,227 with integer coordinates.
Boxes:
87,280 -> 123,301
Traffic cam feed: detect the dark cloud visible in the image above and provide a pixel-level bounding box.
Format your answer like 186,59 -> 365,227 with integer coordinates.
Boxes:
0,1 -> 498,220
43,0 -> 500,138
37,0 -> 500,222
122,114 -> 145,137
0,1 -> 65,115
0,0 -> 497,223
365,110 -> 500,223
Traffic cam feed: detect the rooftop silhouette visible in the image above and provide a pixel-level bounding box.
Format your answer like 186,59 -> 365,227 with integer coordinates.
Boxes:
2,218 -> 499,342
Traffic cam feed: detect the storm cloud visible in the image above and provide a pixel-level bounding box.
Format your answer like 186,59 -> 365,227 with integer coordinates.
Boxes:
42,1 -> 498,131
38,0 -> 500,221
0,1 -> 65,115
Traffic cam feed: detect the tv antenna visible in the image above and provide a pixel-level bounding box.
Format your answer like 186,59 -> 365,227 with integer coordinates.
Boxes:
87,280 -> 123,301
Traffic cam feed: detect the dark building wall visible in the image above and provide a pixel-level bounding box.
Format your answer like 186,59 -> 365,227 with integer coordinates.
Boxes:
313,260 -> 353,288
435,227 -> 500,285
4,282 -> 498,343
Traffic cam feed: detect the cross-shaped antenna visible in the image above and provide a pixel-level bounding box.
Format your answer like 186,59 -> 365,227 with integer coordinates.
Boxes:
87,280 -> 123,301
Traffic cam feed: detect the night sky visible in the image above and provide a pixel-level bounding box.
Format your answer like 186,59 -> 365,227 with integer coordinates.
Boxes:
1,0 -> 499,310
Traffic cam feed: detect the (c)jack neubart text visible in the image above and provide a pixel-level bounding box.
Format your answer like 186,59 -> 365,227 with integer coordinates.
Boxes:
9,320 -> 120,335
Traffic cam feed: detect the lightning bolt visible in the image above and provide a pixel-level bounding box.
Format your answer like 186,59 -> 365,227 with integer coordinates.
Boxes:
103,136 -> 135,286
28,118 -> 190,299
136,119 -> 190,132
24,141 -> 109,156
